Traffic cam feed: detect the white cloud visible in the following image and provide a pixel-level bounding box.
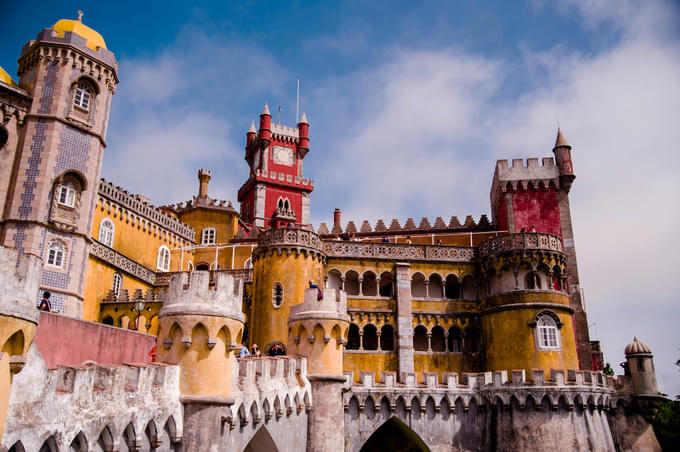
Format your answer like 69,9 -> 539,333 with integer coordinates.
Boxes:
305,0 -> 680,394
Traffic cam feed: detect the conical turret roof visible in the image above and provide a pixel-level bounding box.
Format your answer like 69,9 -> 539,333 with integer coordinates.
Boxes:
553,128 -> 571,149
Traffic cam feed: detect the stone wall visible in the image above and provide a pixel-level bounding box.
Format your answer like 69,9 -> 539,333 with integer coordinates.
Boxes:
343,369 -> 655,452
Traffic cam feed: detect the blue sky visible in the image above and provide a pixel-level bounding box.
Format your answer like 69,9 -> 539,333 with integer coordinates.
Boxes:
4,1 -> 680,396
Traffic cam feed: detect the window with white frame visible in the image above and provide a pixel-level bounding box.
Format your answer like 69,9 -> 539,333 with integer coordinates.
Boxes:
46,241 -> 65,268
157,246 -> 170,272
536,315 -> 560,350
74,83 -> 92,110
201,227 -> 216,245
112,273 -> 123,299
99,218 -> 114,247
57,183 -> 77,208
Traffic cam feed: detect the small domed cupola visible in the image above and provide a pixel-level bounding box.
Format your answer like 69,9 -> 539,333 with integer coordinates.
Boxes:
625,336 -> 653,357
52,11 -> 107,51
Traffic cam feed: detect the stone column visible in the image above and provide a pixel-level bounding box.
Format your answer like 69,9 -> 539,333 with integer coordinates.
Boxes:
395,262 -> 414,379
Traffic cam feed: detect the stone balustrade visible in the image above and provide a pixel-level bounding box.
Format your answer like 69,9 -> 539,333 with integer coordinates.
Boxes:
90,240 -> 156,284
323,241 -> 476,263
257,228 -> 322,249
478,232 -> 563,259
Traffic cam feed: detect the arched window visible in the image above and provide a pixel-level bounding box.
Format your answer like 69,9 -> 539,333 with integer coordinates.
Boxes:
379,271 -> 393,297
380,324 -> 394,351
347,324 -> 360,350
244,258 -> 252,269
187,261 -> 194,271
73,82 -> 92,110
431,326 -> 445,352
447,327 -> 462,352
272,282 -> 283,307
112,273 -> 122,299
463,326 -> 479,354
362,272 -> 377,296
277,198 -> 284,209
46,241 -> 65,268
156,246 -> 170,272
326,269 -> 342,289
413,325 -> 428,351
284,199 -> 290,210
411,273 -> 427,298
201,227 -> 216,245
363,324 -> 378,350
344,270 -> 360,296
536,315 -> 560,350
445,275 -> 460,299
99,218 -> 114,247
525,272 -> 541,289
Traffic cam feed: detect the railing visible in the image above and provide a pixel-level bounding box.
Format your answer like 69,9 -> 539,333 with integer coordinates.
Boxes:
90,241 -> 156,284
257,228 -> 322,250
154,268 -> 253,286
478,232 -> 563,258
323,241 -> 476,263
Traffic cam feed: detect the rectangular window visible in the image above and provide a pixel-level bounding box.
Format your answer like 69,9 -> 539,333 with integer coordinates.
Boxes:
201,228 -> 216,245
58,185 -> 76,207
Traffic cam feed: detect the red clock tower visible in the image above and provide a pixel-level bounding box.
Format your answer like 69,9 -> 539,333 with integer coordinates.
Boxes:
238,104 -> 313,229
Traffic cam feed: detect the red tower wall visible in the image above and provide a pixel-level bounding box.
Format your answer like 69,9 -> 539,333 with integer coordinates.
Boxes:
511,188 -> 562,237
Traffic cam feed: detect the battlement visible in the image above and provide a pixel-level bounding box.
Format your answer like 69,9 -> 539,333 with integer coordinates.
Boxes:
98,178 -> 196,242
5,358 -> 183,450
289,288 -> 349,322
164,195 -> 238,214
271,123 -> 299,142
0,246 -> 42,324
254,168 -> 314,188
318,214 -> 493,236
159,271 -> 244,321
343,368 -> 619,414
227,356 -> 312,429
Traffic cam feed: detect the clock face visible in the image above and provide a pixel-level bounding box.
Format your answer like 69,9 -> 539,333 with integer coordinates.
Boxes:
272,146 -> 294,166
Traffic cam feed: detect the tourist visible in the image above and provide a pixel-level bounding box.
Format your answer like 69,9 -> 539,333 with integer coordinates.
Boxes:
381,235 -> 389,243
251,344 -> 261,357
238,342 -> 250,358
406,235 -> 412,244
603,362 -> 614,376
38,291 -> 51,312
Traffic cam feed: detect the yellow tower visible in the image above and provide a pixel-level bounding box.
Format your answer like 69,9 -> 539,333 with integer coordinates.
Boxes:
156,271 -> 244,398
478,232 -> 579,377
0,247 -> 42,442
250,228 -> 325,353
287,287 -> 349,451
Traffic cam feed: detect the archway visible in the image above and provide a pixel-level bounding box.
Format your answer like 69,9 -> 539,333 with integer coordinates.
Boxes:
360,417 -> 430,452
245,426 -> 279,452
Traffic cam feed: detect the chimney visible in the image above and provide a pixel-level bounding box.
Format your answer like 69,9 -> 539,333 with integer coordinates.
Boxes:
198,169 -> 211,198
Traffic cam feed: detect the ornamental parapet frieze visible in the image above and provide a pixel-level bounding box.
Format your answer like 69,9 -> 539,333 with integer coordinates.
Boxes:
324,241 -> 475,263
478,232 -> 564,259
154,268 -> 253,287
90,240 -> 156,284
254,228 -> 325,262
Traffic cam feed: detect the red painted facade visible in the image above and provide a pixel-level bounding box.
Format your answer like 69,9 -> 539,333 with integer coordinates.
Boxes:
511,188 -> 562,237
34,312 -> 155,368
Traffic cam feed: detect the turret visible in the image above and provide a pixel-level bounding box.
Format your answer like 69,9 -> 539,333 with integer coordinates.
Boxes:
250,228 -> 325,355
297,112 -> 310,158
552,128 -> 575,192
288,287 -> 349,452
246,120 -> 256,146
197,168 -> 211,198
258,103 -> 272,143
0,246 -> 42,442
625,337 -> 659,397
156,271 -> 244,398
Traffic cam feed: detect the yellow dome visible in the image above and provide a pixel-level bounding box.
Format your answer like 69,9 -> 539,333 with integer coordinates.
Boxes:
0,66 -> 17,86
52,18 -> 107,51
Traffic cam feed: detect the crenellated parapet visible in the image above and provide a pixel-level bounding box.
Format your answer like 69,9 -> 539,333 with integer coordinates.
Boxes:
318,214 -> 493,236
344,367 -> 617,421
3,360 -> 182,451
156,271 -> 245,398
226,356 -> 312,429
254,228 -> 325,262
98,178 -> 196,243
